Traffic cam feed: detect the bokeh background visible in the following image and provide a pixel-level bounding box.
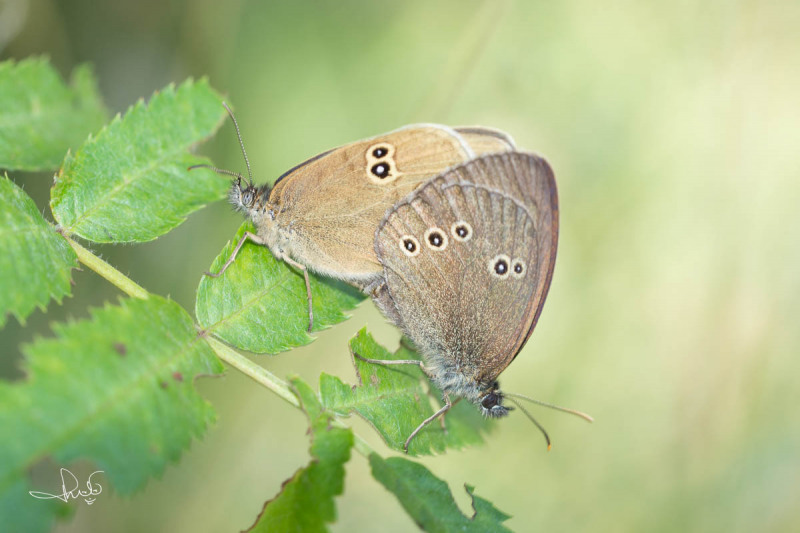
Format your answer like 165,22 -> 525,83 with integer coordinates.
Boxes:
2,0 -> 799,531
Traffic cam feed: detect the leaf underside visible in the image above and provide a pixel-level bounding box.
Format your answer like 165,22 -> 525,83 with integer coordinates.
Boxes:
369,454 -> 512,533
50,78 -> 228,243
0,175 -> 76,327
0,296 -> 224,533
195,222 -> 365,354
0,57 -> 107,171
247,377 -> 353,533
320,328 -> 492,456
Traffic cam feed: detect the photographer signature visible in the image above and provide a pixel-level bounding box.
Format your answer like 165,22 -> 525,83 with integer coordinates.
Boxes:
29,468 -> 104,505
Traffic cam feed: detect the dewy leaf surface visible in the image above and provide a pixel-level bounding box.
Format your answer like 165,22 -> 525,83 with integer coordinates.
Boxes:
319,328 -> 491,456
195,222 -> 364,354
0,175 -> 76,327
0,296 -> 224,533
50,78 -> 228,242
247,377 -> 353,533
369,455 -> 511,533
0,57 -> 107,171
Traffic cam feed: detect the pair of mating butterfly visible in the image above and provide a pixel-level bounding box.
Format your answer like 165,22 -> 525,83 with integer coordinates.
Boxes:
197,104 -> 591,452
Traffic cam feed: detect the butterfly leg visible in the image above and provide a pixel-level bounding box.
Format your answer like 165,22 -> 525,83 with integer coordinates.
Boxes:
351,353 -> 453,451
352,353 -> 429,375
404,393 -> 453,453
205,231 -> 265,278
436,397 -> 461,435
280,255 -> 314,333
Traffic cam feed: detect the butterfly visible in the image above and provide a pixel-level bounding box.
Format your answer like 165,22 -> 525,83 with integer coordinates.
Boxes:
366,152 -> 592,451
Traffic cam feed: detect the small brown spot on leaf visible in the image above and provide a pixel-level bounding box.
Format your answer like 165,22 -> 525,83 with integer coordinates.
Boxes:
113,342 -> 127,356
172,371 -> 183,382
160,381 -> 168,389
370,374 -> 380,386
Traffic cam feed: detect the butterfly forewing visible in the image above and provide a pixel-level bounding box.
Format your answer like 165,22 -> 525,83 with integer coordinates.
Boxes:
269,125 -> 473,221
266,125 -> 474,278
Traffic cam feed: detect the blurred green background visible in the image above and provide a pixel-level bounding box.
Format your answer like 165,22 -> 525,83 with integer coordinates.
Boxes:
2,0 -> 799,531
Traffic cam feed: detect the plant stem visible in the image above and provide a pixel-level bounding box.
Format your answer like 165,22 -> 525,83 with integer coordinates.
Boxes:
64,236 -> 149,299
346,428 -> 376,457
204,336 -> 300,408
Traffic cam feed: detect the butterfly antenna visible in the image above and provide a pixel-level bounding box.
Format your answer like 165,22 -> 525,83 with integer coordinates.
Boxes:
503,392 -> 594,423
506,397 -> 552,451
187,164 -> 244,181
222,101 -> 254,188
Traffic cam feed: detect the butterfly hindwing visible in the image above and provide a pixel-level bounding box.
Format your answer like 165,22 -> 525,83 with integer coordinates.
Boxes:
375,152 -> 554,384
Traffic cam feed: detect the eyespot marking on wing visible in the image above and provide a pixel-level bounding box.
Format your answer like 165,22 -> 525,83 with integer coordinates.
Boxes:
400,235 -> 421,257
366,142 -> 398,184
450,221 -> 473,242
511,258 -> 527,278
489,254 -> 511,278
424,227 -> 448,250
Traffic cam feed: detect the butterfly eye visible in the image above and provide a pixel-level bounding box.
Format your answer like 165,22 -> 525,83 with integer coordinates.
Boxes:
489,254 -> 511,278
481,393 -> 499,409
242,190 -> 254,207
399,235 -> 421,257
371,163 -> 391,179
511,259 -> 526,278
450,221 -> 472,242
372,146 -> 388,158
424,228 -> 448,250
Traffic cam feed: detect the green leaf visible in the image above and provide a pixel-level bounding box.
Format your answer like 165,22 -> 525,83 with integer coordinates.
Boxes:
320,328 -> 491,456
248,377 -> 353,533
369,454 -> 511,533
50,78 -> 228,242
195,222 -> 365,354
0,296 -> 224,532
0,175 -> 76,327
0,57 -> 107,171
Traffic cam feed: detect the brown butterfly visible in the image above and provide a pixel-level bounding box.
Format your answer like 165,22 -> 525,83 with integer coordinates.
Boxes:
195,103 -> 515,331
365,152 -> 592,451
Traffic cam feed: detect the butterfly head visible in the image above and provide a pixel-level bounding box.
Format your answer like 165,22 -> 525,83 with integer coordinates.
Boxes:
478,382 -> 511,418
229,177 -> 270,217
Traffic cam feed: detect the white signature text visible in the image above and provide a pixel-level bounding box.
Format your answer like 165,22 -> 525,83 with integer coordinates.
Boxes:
29,468 -> 104,505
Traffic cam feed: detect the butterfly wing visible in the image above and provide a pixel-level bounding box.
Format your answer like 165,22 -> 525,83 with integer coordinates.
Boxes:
374,152 -> 557,384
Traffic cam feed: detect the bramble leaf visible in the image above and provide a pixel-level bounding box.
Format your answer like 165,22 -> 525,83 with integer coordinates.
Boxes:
195,222 -> 364,354
320,328 -> 491,456
0,57 -> 107,171
0,296 -> 224,533
247,377 -> 353,532
50,78 -> 228,242
0,175 -> 76,327
369,454 -> 511,533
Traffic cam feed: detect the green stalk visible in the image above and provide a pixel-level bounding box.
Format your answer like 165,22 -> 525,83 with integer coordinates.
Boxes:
204,336 -> 300,408
64,236 -> 149,300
